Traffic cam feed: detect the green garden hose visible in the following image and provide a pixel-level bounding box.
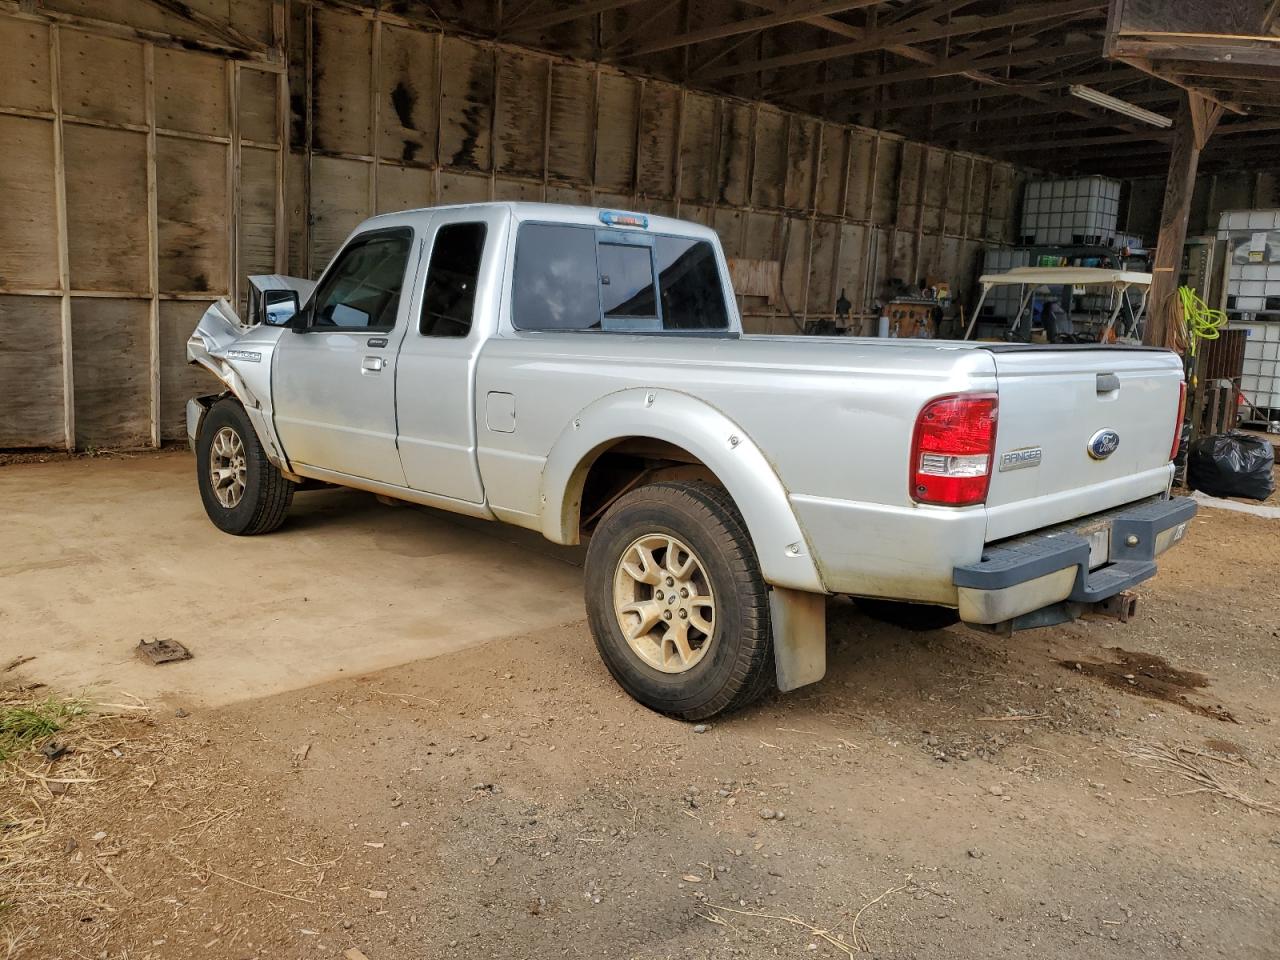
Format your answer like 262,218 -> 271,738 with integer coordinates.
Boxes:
1178,285 -> 1227,358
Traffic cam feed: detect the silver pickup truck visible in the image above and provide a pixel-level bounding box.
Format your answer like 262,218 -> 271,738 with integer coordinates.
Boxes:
187,202 -> 1195,719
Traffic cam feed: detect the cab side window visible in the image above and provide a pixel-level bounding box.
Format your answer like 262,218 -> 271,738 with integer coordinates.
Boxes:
420,223 -> 487,337
310,229 -> 413,332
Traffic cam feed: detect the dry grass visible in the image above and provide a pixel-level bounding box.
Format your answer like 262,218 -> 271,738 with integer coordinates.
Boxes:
0,688 -> 163,958
1121,740 -> 1280,816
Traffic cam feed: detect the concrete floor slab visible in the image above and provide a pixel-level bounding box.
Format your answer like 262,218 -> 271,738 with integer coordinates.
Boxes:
0,451 -> 585,707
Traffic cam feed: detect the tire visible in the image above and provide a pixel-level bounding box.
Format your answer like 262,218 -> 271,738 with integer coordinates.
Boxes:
584,481 -> 773,721
855,598 -> 960,632
196,398 -> 295,536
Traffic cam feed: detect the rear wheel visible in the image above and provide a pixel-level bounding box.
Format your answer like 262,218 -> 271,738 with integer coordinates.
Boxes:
584,481 -> 773,720
196,399 -> 294,535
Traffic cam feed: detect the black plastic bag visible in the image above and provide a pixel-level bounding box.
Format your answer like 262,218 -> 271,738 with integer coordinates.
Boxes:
1172,422 -> 1193,486
1186,432 -> 1276,501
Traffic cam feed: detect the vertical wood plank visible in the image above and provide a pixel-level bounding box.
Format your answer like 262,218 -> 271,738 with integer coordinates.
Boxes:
227,60 -> 240,308
800,121 -> 822,319
588,67 -> 600,205
631,79 -> 644,206
303,1 -> 314,275
488,43 -> 497,200
860,133 -> 880,331
275,2 -> 288,274
370,16 -> 380,212
144,42 -> 160,447
541,58 -> 552,201
672,88 -> 686,216
49,24 -> 74,450
433,31 -> 443,204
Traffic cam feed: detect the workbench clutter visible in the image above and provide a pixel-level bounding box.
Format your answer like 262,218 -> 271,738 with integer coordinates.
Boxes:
876,278 -> 954,338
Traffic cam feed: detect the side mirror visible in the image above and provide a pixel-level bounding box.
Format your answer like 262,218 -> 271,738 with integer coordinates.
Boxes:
263,290 -> 301,327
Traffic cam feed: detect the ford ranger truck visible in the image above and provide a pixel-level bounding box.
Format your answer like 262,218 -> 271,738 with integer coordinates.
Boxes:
187,203 -> 1195,720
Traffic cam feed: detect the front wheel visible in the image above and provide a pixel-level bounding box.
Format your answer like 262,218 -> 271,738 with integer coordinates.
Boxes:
584,481 -> 774,721
196,399 -> 294,535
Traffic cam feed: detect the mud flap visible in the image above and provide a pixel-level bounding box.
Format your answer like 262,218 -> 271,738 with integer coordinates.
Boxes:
770,587 -> 827,692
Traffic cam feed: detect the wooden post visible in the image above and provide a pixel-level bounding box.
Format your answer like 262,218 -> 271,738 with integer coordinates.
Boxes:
49,24 -> 75,451
144,42 -> 160,448
1145,92 -> 1222,350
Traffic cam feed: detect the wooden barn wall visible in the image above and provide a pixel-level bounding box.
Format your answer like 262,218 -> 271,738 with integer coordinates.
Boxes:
0,0 -> 1025,450
1124,171 -> 1280,242
0,3 -> 284,450
288,4 -> 1025,338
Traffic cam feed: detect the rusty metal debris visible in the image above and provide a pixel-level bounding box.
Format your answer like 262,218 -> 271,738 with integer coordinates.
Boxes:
136,638 -> 192,665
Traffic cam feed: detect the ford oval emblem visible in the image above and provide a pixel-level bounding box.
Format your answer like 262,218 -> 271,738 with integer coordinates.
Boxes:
1087,429 -> 1120,460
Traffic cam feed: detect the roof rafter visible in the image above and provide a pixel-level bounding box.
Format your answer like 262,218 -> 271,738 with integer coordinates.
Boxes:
507,0 -> 649,35
779,30 -> 1101,99
616,0 -> 885,58
694,0 -> 1102,84
933,87 -> 1175,130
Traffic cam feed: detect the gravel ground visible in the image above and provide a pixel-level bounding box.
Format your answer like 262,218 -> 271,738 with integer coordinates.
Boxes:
3,499 -> 1278,960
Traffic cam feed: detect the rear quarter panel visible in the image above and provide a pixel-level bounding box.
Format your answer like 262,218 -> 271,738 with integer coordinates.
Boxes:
475,335 -> 998,600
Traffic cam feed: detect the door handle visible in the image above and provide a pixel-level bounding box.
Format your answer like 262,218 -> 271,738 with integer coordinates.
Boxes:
361,356 -> 384,373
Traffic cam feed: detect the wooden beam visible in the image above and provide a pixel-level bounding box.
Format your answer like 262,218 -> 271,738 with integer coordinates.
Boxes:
600,0 -> 682,53
735,0 -> 1118,135
695,0 -> 1101,83
1146,93 -> 1220,351
693,0 -> 975,81
782,39 -> 1100,99
930,87 -> 1175,129
508,0 -> 648,34
1265,0 -> 1280,35
741,0 -> 886,44
1188,93 -> 1225,149
144,42 -> 160,449
618,0 -> 885,59
133,0 -> 268,53
0,0 -> 279,63
49,24 -> 74,451
739,0 -> 1107,127
979,116 -> 1280,153
1109,38 -> 1280,73
848,66 -> 1130,113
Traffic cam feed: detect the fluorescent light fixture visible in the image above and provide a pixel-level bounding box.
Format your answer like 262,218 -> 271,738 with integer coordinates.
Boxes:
1069,84 -> 1174,128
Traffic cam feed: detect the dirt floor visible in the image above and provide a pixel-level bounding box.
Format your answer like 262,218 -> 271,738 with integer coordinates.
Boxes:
0,450 -> 583,706
3,453 -> 1280,960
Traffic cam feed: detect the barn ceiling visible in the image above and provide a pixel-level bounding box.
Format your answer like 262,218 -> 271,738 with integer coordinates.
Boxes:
331,0 -> 1280,178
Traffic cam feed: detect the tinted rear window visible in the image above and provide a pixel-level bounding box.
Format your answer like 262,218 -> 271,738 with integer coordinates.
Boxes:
599,243 -> 657,319
512,223 -> 600,330
656,236 -> 729,330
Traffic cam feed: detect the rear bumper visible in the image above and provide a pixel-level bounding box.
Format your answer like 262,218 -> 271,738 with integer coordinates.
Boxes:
953,496 -> 1196,626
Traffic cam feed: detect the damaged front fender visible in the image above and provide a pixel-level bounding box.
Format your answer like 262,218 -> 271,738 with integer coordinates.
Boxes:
186,299 -> 291,469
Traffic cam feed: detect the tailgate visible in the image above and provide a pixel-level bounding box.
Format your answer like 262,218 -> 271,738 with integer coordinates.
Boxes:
983,345 -> 1183,542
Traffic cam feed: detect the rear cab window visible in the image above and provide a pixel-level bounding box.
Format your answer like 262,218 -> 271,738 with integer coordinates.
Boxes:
420,221 -> 487,337
512,221 -> 730,333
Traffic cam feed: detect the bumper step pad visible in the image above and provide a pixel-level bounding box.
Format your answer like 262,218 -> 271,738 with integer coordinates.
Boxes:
954,496 -> 1197,609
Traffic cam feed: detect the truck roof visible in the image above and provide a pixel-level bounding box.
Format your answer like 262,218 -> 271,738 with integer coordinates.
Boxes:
357,201 -> 720,243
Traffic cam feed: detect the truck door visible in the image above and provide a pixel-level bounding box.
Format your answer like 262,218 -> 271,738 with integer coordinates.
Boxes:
394,208 -> 503,504
272,227 -> 417,485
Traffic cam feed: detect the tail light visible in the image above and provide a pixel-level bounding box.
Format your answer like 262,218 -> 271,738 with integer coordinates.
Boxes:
1169,380 -> 1187,461
910,394 -> 998,506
